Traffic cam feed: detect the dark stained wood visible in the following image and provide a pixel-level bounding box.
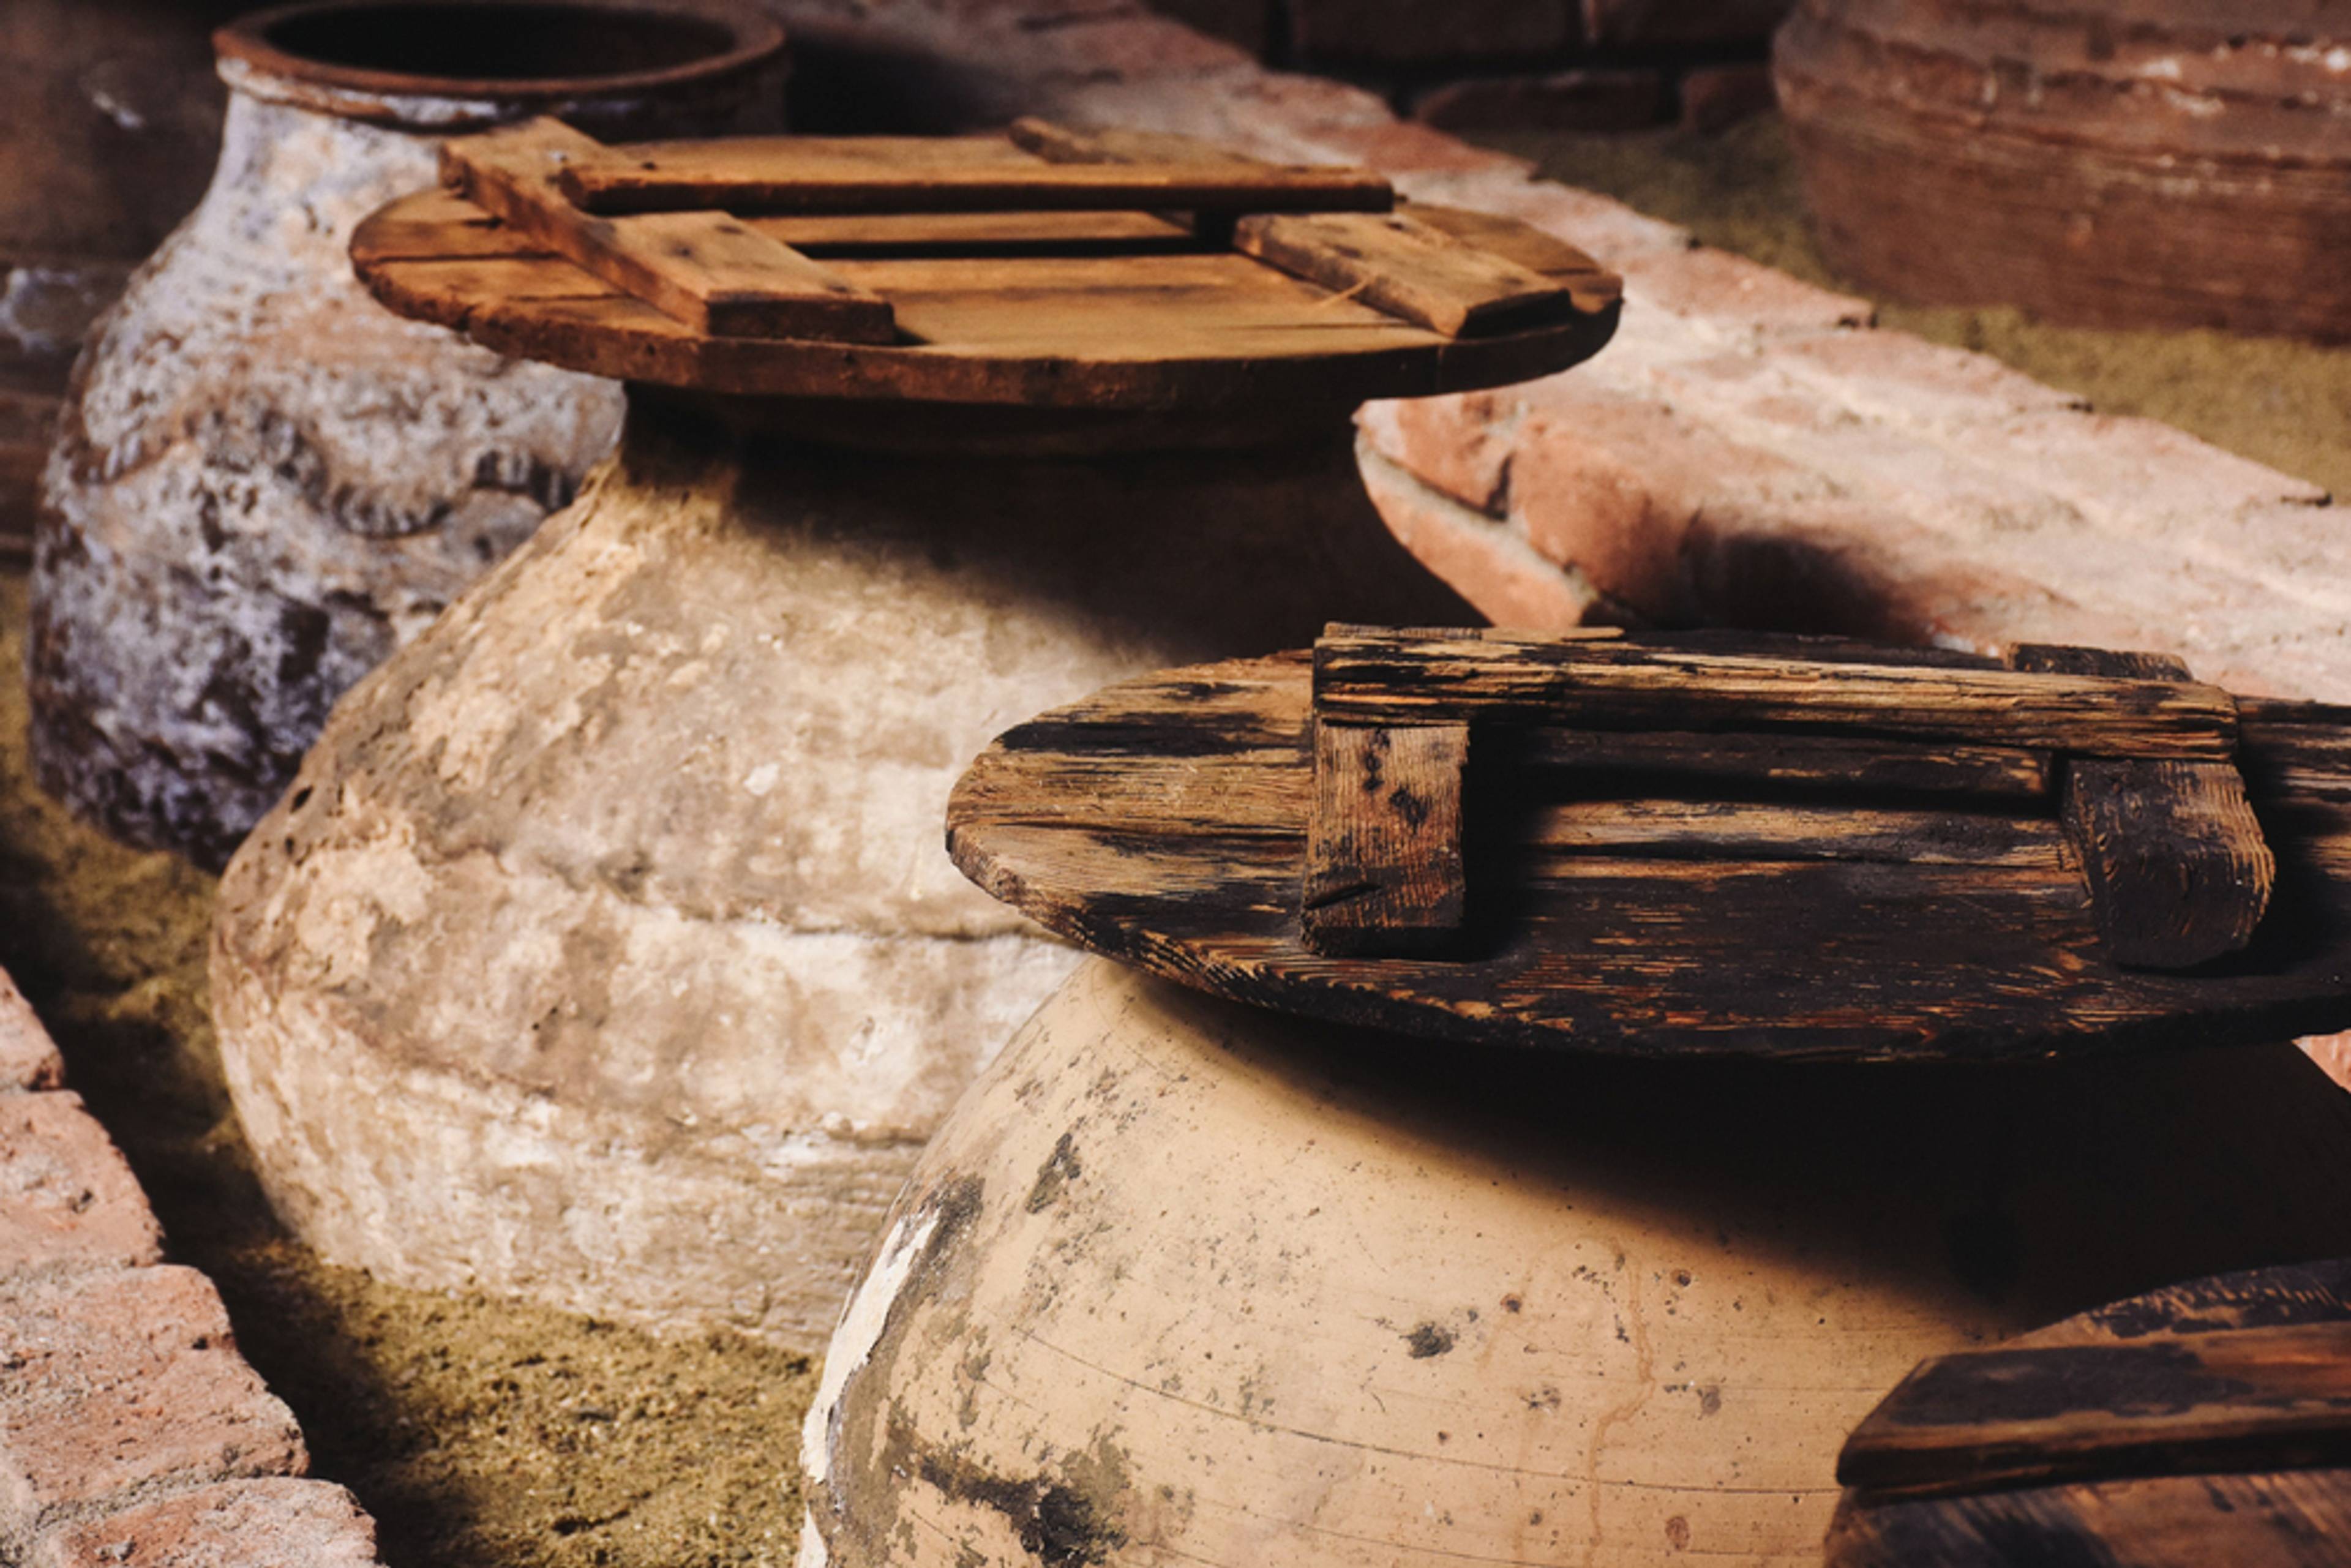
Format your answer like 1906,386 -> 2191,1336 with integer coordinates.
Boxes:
1829,1263 -> 2351,1566
438,119 -> 897,343
1839,1322 -> 2351,1494
1515,728 -> 2053,797
2007,644 -> 2274,969
944,640 -> 2351,1062
1314,628 -> 2240,759
555,135 -> 1395,217
1301,721 -> 1469,954
349,182 -> 1621,407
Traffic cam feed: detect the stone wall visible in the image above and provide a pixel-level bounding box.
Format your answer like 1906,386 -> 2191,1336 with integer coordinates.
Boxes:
0,970 -> 388,1568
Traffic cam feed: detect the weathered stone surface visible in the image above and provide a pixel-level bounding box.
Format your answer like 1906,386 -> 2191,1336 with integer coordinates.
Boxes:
802,959 -> 2351,1567
0,1094 -> 161,1276
212,407 -> 1471,1349
0,1267 -> 304,1536
31,13 -> 785,869
1414,69 -> 1668,133
31,1480 -> 377,1568
0,971 -> 64,1093
1358,443 -> 1605,629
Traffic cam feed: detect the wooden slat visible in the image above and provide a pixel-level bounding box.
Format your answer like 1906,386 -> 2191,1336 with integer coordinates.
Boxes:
1311,628 -> 2240,760
1403,204 -> 1623,315
1514,729 -> 2053,797
2008,643 -> 2274,969
1300,721 -> 1469,954
440,119 -> 896,343
1839,1322 -> 2351,1494
1234,211 -> 1581,337
555,137 -> 1395,217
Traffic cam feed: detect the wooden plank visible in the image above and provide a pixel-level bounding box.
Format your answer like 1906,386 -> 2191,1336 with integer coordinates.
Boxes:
555,137 -> 1395,217
1234,211 -> 1582,337
1311,628 -> 2240,760
751,210 -> 1197,256
1838,1321 -> 2351,1494
1513,729 -> 2053,798
2008,643 -> 2274,969
1404,204 -> 1623,314
1300,721 -> 1469,955
1827,1468 -> 2351,1568
440,119 -> 896,343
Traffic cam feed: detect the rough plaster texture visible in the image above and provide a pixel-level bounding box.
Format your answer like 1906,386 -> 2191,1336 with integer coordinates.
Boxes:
803,960 -> 2351,1567
212,406 -> 1468,1348
29,87 -> 628,869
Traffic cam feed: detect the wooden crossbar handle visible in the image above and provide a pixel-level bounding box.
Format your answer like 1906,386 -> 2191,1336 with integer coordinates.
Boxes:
1840,1321 -> 2351,1495
1313,628 -> 2240,760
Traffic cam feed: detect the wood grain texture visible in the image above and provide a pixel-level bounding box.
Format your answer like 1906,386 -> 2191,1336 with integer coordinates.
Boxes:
1840,1322 -> 2351,1493
556,137 -> 1394,217
944,643 -> 2351,1061
348,189 -> 1619,407
1314,628 -> 2239,759
2008,643 -> 2275,969
1301,722 -> 1469,953
438,119 -> 896,343
1234,211 -> 1581,337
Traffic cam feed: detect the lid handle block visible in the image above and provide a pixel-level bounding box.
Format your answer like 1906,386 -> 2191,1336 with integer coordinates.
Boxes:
1301,719 -> 1471,956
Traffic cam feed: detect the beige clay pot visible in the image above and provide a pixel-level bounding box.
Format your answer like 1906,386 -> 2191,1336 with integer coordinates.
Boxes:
211,398 -> 1471,1348
800,959 -> 2351,1566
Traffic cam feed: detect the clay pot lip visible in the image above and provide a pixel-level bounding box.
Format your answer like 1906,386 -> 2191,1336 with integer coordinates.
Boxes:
214,0 -> 785,127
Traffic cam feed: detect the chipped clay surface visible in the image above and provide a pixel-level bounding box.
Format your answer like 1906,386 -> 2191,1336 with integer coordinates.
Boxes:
211,403 -> 1468,1349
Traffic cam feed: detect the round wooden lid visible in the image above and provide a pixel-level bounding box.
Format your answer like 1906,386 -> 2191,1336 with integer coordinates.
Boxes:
945,628 -> 2351,1062
350,118 -> 1621,407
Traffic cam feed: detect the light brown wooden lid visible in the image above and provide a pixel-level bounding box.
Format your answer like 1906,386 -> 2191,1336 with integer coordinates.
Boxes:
945,626 -> 2350,1062
348,118 -> 1621,407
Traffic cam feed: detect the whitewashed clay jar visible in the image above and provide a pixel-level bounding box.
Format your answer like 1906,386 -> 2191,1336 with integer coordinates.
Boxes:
799,959 -> 2351,1566
29,0 -> 784,867
210,394 -> 1477,1348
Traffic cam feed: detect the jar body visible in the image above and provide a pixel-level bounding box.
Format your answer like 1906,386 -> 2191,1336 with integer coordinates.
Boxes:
801,959 -> 2351,1566
209,400 -> 1472,1348
30,23 -> 782,866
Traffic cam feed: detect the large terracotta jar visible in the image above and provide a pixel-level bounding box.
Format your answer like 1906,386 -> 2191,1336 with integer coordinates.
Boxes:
28,0 -> 785,867
1775,0 -> 2351,338
800,958 -> 2351,1566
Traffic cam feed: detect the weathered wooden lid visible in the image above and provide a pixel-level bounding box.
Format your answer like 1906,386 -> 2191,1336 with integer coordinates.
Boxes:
348,118 -> 1620,405
1828,1260 -> 2351,1565
947,625 -> 2351,1062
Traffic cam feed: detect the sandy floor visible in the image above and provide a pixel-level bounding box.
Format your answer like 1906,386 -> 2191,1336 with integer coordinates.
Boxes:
0,571 -> 818,1568
3,107 -> 2347,1568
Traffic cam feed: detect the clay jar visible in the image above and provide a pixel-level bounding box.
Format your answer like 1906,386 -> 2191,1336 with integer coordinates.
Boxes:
29,0 -> 785,868
800,960 -> 2351,1567
1776,0 -> 2351,339
210,396 -> 1474,1349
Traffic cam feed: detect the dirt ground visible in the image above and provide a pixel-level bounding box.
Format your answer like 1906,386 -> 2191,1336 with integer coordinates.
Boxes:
2,107 -> 2348,1568
0,572 -> 818,1568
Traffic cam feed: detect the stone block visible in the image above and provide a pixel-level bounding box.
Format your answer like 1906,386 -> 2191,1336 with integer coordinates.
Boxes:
1288,0 -> 1574,63
1356,393 -> 1519,514
1359,445 -> 1602,631
1679,62 -> 1778,133
0,1095 -> 161,1275
1617,244 -> 1872,336
0,1267 -> 304,1530
1414,69 -> 1668,133
0,972 -> 64,1093
32,1480 -> 378,1568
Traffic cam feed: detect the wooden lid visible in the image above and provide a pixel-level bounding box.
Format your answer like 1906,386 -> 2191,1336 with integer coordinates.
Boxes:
1828,1261 -> 2351,1564
946,625 -> 2351,1062
349,118 -> 1621,407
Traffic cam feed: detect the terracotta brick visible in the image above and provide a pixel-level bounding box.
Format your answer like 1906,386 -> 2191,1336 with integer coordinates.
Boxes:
1764,330 -> 2088,430
1616,245 -> 1873,336
1358,445 -> 1602,631
1414,70 -> 1668,133
1582,0 -> 1793,45
0,972 -> 64,1093
1679,62 -> 1779,133
0,1095 -> 162,1276
0,1267 -> 304,1528
32,1480 -> 378,1568
2301,1035 -> 2351,1093
1142,0 -> 1270,54
1356,393 -> 1519,513
1288,0 -> 1573,63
